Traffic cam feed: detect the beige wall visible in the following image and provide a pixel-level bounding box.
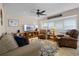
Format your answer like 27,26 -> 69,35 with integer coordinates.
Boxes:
0,4 -> 7,36
6,7 -> 79,33
6,15 -> 38,33
0,3 -> 79,35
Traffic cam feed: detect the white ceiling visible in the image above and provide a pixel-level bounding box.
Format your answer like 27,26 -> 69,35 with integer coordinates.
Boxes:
3,3 -> 79,17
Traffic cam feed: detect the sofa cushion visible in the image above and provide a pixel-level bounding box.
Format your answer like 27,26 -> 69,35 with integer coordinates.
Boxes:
0,34 -> 18,55
14,36 -> 29,47
1,43 -> 40,56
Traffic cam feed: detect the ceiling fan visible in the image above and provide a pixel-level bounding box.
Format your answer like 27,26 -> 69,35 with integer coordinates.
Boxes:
36,9 -> 46,17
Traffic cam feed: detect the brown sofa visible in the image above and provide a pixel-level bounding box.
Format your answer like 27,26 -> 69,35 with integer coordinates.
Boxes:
57,29 -> 78,49
38,29 -> 47,39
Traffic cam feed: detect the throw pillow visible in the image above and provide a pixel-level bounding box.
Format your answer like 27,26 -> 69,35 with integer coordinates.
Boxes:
14,35 -> 29,47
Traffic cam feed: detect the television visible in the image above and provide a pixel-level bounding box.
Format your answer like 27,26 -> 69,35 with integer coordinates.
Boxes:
23,25 -> 35,32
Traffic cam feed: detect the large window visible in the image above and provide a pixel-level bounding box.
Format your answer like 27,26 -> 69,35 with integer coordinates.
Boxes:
55,20 -> 64,33
41,15 -> 77,33
64,17 -> 77,31
48,22 -> 55,29
41,23 -> 48,29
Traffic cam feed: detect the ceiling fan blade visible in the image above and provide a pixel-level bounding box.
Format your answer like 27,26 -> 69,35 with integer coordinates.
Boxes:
40,13 -> 46,15
40,10 -> 46,14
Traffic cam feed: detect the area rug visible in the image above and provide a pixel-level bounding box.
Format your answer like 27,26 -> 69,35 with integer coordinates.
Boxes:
29,37 -> 59,56
39,40 -> 59,56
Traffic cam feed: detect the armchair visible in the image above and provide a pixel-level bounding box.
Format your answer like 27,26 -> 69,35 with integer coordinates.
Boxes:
57,29 -> 78,49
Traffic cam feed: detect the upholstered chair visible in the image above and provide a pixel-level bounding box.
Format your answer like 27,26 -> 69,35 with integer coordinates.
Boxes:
57,29 -> 78,49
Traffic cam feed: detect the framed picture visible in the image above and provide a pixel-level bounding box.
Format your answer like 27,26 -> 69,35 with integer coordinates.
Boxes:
0,9 -> 3,26
8,19 -> 19,27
